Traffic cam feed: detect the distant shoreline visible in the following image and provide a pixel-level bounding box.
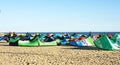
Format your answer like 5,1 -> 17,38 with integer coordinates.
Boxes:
0,32 -> 120,35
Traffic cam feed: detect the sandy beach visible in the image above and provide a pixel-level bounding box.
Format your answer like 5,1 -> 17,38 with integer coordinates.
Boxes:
0,43 -> 120,65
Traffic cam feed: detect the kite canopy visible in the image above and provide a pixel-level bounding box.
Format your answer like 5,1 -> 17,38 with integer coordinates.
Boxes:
94,35 -> 120,50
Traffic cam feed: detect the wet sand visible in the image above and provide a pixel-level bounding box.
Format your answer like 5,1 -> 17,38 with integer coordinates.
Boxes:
0,43 -> 120,65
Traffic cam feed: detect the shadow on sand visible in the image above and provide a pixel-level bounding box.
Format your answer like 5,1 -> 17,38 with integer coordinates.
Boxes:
62,46 -> 101,50
0,51 -> 43,56
0,43 -> 57,47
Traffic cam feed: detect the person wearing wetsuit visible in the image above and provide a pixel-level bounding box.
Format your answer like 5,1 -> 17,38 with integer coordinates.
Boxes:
9,32 -> 19,46
44,33 -> 54,42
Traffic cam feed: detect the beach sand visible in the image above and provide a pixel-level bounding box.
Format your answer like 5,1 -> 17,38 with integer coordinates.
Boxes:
0,43 -> 120,65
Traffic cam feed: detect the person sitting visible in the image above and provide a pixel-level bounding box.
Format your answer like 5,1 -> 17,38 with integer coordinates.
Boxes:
107,34 -> 112,39
44,33 -> 55,42
92,35 -> 96,41
8,32 -> 19,46
88,31 -> 92,37
23,32 -> 31,40
78,35 -> 86,40
30,34 -> 38,41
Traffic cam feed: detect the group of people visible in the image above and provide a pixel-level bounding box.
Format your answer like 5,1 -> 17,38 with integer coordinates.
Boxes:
0,32 -> 115,44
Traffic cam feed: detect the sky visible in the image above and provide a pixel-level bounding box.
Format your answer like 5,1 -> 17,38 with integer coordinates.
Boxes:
0,0 -> 120,32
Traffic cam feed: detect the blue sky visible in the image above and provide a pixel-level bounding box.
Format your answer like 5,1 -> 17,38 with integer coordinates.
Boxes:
0,0 -> 120,32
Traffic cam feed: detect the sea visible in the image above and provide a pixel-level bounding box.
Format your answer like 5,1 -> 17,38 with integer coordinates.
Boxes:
1,32 -> 120,35
16,32 -> 120,35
